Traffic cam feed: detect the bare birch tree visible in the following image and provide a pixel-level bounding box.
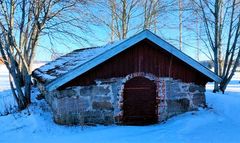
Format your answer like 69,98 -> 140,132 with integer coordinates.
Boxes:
92,0 -> 139,41
142,0 -> 158,31
111,0 -> 139,40
0,0 -> 90,110
92,0 -> 174,41
193,0 -> 240,92
141,0 -> 170,33
178,0 -> 183,50
109,0 -> 117,42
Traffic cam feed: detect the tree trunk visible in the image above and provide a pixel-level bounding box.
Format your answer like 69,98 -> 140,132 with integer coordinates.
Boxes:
213,0 -> 220,92
122,0 -> 127,39
109,0 -> 116,42
213,51 -> 219,92
23,68 -> 31,104
178,0 -> 183,50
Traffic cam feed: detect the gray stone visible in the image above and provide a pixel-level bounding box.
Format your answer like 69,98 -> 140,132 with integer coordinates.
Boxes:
52,88 -> 80,99
104,115 -> 114,124
110,79 -> 123,116
55,96 -> 90,114
80,86 -> 110,96
53,110 -> 112,125
92,101 -> 113,110
45,91 -> 54,105
167,98 -> 190,114
171,85 -> 180,91
82,111 -> 105,124
189,84 -> 205,93
165,80 -> 185,99
198,86 -> 206,92
192,93 -> 206,106
111,79 -> 122,97
92,95 -> 111,102
167,92 -> 188,99
54,113 -> 84,125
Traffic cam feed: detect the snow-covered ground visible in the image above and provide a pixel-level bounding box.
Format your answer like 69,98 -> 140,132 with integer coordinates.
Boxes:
0,64 -> 45,114
0,65 -> 17,114
0,65 -> 10,91
0,63 -> 45,91
0,65 -> 240,143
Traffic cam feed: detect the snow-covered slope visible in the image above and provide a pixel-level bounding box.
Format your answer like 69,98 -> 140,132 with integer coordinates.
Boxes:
0,69 -> 239,143
0,63 -> 45,91
0,65 -> 10,91
0,65 -> 16,114
0,63 -> 45,114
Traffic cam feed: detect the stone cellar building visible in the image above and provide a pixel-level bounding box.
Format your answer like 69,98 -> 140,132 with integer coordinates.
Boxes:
32,30 -> 222,125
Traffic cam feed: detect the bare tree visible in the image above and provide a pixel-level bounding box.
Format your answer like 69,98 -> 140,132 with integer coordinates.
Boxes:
142,0 -> 158,31
0,0 -> 90,110
92,0 -> 175,41
109,0 -> 117,42
195,15 -> 200,61
92,0 -> 139,41
193,0 -> 240,92
178,0 -> 183,50
113,0 -> 139,40
141,0 -> 170,34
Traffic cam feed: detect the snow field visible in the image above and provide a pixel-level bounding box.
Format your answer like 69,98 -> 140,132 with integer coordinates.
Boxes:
0,63 -> 45,114
0,64 -> 240,143
0,65 -> 10,91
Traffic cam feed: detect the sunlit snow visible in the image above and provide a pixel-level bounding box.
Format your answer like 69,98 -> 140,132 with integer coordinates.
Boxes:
0,65 -> 240,143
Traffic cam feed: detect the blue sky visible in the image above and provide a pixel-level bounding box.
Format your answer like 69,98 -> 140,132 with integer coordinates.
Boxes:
35,5 -> 209,62
36,26 -> 209,62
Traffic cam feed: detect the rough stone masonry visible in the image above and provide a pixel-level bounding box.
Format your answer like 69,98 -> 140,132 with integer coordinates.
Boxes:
38,73 -> 206,125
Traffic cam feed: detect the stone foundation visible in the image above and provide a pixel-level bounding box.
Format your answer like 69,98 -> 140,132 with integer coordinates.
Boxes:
39,73 -> 206,125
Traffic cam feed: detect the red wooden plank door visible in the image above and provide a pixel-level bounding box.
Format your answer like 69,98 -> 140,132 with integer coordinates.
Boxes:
122,76 -> 158,125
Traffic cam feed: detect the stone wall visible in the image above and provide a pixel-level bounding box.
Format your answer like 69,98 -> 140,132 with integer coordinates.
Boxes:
42,78 -> 123,125
165,79 -> 206,118
39,73 -> 206,125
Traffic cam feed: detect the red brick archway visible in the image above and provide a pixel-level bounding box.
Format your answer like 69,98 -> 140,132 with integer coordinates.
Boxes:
122,76 -> 158,125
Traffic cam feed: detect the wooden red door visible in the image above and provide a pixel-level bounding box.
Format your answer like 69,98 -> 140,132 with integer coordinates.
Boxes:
122,76 -> 157,125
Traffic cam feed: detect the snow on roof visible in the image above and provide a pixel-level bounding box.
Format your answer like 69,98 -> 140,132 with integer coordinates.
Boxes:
33,30 -> 222,91
32,40 -> 124,83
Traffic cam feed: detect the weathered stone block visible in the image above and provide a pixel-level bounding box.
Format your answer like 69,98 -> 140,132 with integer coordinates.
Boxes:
189,84 -> 205,92
80,86 -> 110,96
180,84 -> 189,92
192,93 -> 206,106
167,98 -> 190,114
82,111 -> 104,124
171,83 -> 181,90
104,115 -> 114,124
92,95 -> 111,102
167,92 -> 188,99
199,86 -> 206,92
165,80 -> 190,99
52,88 -> 80,99
55,96 -> 90,114
54,113 -> 84,125
110,80 -> 123,115
92,101 -> 113,110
